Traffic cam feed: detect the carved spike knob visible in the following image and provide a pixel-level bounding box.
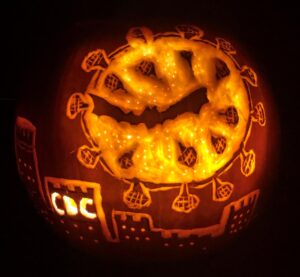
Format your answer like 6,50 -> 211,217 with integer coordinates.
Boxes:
172,183 -> 200,213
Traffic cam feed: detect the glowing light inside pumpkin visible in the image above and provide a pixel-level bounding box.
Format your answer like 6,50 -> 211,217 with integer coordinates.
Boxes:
80,198 -> 97,219
51,192 -> 65,216
63,195 -> 78,216
15,25 -> 268,249
50,192 -> 96,219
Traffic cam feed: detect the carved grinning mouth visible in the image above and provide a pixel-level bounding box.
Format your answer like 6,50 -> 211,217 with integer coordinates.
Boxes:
91,87 -> 208,128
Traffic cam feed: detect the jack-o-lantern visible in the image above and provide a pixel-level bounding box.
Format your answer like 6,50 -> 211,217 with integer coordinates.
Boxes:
15,23 -> 276,258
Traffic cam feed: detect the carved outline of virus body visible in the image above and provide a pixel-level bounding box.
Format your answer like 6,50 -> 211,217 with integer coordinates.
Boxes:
66,25 -> 265,212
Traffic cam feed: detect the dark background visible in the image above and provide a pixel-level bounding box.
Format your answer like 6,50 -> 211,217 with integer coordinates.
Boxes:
2,0 -> 295,276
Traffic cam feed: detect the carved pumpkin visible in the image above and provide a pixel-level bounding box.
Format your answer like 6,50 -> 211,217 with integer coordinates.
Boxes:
15,22 -> 276,257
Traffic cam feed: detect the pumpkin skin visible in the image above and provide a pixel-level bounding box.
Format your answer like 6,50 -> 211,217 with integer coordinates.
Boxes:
15,21 -> 277,258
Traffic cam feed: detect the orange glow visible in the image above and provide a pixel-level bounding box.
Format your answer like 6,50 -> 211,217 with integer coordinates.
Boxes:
80,198 -> 97,219
51,193 -> 96,219
45,177 -> 114,241
80,33 -> 250,184
63,195 -> 78,216
64,25 -> 267,217
51,192 -> 65,216
15,24 -> 271,250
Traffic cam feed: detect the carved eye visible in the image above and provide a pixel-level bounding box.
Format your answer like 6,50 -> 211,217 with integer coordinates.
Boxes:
118,151 -> 134,169
211,136 -> 227,154
178,143 -> 197,167
179,50 -> 193,68
215,58 -> 230,80
135,60 -> 156,77
104,74 -> 124,91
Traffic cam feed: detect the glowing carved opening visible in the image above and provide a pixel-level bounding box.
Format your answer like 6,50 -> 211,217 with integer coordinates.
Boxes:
79,34 -> 250,184
63,196 -> 78,216
80,198 -> 97,219
51,192 -> 65,216
66,26 -> 266,213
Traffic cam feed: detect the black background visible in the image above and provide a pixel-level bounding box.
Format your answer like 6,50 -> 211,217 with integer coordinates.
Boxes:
2,0 -> 295,276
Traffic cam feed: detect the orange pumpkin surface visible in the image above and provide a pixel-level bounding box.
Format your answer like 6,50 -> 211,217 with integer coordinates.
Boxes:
15,22 -> 277,258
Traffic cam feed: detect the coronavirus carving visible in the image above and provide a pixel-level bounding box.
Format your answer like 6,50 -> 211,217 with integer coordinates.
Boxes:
66,25 -> 265,212
16,24 -> 272,253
